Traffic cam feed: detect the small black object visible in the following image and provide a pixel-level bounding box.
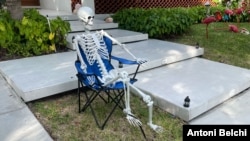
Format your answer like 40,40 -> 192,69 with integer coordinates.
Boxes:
72,36 -> 75,43
184,96 -> 190,108
118,62 -> 123,68
196,42 -> 199,49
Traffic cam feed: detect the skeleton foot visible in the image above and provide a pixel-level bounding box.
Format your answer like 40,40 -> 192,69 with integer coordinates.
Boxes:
148,123 -> 164,133
126,114 -> 142,127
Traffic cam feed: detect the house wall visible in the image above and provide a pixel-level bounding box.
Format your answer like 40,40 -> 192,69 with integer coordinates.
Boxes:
39,0 -> 95,13
39,0 -> 71,12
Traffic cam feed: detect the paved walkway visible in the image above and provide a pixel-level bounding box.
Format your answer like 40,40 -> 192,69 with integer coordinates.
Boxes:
0,73 -> 53,141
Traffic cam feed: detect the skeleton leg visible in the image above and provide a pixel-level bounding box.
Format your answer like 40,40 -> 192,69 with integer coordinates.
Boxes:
129,84 -> 163,133
116,71 -> 142,127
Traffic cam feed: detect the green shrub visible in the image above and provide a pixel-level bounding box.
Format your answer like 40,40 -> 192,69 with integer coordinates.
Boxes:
186,6 -> 206,24
0,8 -> 71,58
0,9 -> 18,55
112,7 -> 194,38
113,6 -> 250,39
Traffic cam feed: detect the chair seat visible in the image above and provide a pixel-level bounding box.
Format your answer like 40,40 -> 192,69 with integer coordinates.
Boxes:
75,60 -> 137,89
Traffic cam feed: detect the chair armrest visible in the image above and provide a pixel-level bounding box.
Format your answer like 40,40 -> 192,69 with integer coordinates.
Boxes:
111,55 -> 139,65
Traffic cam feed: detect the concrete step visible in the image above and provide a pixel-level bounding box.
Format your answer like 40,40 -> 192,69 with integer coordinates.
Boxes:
38,9 -> 73,17
0,39 -> 203,102
39,9 -> 111,21
38,9 -> 118,32
189,88 -> 250,124
69,20 -> 118,32
49,14 -> 112,21
132,58 -> 250,121
66,29 -> 149,50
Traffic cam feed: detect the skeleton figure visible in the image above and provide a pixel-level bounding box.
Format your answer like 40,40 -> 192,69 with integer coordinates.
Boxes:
74,6 -> 163,132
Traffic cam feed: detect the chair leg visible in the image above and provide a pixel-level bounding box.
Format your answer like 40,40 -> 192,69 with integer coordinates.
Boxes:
78,80 -> 81,113
90,91 -> 124,130
81,90 -> 99,112
79,88 -> 125,130
139,125 -> 147,140
105,90 -> 125,110
78,80 -> 94,113
78,80 -> 126,130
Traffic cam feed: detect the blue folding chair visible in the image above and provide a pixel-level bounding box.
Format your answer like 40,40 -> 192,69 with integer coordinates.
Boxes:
74,34 -> 143,131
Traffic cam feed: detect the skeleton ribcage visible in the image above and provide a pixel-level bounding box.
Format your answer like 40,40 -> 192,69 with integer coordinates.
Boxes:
78,32 -> 110,79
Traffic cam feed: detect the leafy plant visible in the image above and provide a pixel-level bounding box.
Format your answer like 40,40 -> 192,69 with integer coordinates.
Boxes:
0,10 -> 19,55
113,5 -> 250,39
50,17 -> 71,51
0,8 -> 71,59
112,7 -> 194,38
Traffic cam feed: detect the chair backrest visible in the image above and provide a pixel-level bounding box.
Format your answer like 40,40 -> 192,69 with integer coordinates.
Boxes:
75,35 -> 114,88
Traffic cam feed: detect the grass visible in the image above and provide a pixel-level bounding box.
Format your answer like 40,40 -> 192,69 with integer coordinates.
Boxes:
167,22 -> 250,69
27,22 -> 250,141
28,90 -> 184,141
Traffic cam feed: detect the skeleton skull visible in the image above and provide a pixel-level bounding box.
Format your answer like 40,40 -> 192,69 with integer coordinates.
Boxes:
77,6 -> 94,25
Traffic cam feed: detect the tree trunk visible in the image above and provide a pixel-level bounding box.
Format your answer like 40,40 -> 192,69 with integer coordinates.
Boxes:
6,0 -> 23,20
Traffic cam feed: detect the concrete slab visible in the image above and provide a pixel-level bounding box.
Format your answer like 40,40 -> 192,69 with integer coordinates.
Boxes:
0,52 -> 77,102
66,29 -> 148,50
132,58 -> 250,121
189,88 -> 250,124
0,74 -> 25,114
69,20 -> 118,32
113,39 -> 204,74
0,39 -> 202,102
0,107 -> 53,141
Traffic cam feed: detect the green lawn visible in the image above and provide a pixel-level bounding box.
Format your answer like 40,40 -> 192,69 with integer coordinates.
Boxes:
167,22 -> 250,69
28,22 -> 250,141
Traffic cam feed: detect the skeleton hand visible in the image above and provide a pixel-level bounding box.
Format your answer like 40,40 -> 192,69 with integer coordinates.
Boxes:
126,114 -> 142,127
136,58 -> 148,64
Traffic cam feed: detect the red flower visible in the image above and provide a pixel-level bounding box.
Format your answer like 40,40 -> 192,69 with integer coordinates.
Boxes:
214,11 -> 222,21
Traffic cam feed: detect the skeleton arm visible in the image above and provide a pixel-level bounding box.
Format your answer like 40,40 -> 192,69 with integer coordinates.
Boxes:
74,35 -> 87,72
99,30 -> 147,64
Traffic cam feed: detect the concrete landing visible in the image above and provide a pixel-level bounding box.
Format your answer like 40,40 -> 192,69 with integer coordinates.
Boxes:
66,29 -> 149,50
0,39 -> 203,102
189,88 -> 250,124
0,74 -> 52,141
113,39 -> 203,74
132,58 -> 250,121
